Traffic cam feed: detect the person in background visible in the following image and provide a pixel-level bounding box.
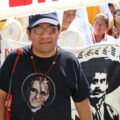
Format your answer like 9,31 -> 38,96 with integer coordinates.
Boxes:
58,9 -> 85,48
108,9 -> 120,39
91,13 -> 115,44
0,12 -> 93,120
108,3 -> 115,16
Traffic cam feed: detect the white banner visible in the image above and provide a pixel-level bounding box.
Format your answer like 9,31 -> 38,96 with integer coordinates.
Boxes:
0,0 -> 119,20
1,39 -> 31,65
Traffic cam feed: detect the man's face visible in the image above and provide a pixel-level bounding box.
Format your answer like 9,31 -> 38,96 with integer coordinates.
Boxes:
27,23 -> 60,57
29,80 -> 49,108
90,72 -> 108,98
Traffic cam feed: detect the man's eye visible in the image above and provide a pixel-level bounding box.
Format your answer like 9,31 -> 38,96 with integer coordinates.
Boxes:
48,28 -> 56,34
30,88 -> 38,92
92,79 -> 98,84
40,91 -> 48,96
35,28 -> 43,34
33,27 -> 57,35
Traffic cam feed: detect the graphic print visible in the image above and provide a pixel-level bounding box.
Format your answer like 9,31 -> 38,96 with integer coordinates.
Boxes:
71,43 -> 120,120
21,73 -> 56,113
80,57 -> 119,120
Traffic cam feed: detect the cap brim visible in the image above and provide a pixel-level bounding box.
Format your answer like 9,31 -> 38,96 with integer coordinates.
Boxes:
31,18 -> 59,28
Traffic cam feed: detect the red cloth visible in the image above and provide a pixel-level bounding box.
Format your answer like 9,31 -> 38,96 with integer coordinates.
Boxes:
5,95 -> 12,120
9,0 -> 32,7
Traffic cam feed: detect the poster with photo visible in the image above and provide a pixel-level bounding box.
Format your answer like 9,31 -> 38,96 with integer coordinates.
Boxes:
71,43 -> 120,120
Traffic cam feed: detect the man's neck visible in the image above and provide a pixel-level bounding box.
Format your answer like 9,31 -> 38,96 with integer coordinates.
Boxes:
31,46 -> 57,58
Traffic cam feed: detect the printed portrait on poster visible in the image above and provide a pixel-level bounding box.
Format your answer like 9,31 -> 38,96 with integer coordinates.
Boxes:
71,43 -> 120,120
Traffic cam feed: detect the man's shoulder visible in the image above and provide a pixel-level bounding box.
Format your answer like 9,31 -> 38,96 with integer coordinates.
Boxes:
8,45 -> 30,56
59,47 -> 78,60
5,45 -> 31,63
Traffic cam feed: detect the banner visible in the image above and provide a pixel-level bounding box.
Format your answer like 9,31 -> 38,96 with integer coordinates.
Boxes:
1,39 -> 31,65
71,43 -> 120,120
0,0 -> 119,20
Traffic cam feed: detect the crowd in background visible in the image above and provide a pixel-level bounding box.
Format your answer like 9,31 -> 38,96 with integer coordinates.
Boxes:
0,2 -> 120,64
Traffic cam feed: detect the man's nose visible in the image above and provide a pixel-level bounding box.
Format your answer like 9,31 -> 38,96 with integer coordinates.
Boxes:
41,30 -> 50,38
35,92 -> 40,99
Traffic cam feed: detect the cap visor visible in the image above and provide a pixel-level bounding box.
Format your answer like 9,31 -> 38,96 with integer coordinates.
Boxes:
31,18 -> 58,27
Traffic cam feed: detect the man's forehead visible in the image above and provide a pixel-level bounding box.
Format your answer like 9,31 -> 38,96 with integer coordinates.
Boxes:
36,23 -> 57,27
94,72 -> 107,79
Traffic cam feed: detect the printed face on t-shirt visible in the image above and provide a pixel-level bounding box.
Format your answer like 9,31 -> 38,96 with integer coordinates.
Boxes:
22,73 -> 56,112
28,78 -> 49,109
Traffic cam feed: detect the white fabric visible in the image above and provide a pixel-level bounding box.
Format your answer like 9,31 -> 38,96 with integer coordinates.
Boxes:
1,18 -> 23,41
58,27 -> 85,48
71,7 -> 93,45
1,38 -> 31,65
90,34 -> 116,45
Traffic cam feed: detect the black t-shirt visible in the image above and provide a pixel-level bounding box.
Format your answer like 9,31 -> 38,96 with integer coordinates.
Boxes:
0,45 -> 91,120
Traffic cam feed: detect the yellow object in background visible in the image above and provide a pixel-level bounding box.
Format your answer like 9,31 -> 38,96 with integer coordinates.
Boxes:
0,20 -> 6,30
87,6 -> 100,25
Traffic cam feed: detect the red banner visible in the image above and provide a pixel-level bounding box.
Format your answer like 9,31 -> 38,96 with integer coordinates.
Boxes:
9,0 -> 58,7
38,0 -> 58,3
9,0 -> 32,7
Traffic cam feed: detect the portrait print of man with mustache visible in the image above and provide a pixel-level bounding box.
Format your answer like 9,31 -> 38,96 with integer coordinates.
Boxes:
81,57 -> 119,120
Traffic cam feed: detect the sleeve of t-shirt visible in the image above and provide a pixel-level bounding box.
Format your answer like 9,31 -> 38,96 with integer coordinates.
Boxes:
71,62 -> 92,102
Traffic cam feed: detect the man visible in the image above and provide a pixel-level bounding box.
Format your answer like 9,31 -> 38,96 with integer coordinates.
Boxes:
0,12 -> 93,120
27,77 -> 49,112
81,58 -> 119,120
91,13 -> 115,44
58,9 -> 85,48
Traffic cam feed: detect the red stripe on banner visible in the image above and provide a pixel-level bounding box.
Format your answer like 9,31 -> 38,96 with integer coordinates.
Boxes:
38,0 -> 45,3
38,0 -> 58,3
9,0 -> 32,7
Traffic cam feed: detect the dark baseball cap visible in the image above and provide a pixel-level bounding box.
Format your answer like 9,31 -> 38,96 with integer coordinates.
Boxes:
28,12 -> 60,28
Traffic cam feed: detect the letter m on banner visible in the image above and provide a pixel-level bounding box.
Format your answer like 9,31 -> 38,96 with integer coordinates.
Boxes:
9,0 -> 32,7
